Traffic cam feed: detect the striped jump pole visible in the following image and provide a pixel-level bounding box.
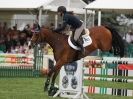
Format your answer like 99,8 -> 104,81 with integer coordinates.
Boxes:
84,68 -> 133,77
84,76 -> 133,83
84,57 -> 133,64
83,86 -> 133,96
57,56 -> 133,98
83,56 -> 133,96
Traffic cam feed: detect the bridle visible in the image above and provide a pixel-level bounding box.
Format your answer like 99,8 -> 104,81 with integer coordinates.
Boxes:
30,31 -> 45,48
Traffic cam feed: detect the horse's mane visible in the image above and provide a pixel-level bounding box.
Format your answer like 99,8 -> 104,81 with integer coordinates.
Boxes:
43,27 -> 69,40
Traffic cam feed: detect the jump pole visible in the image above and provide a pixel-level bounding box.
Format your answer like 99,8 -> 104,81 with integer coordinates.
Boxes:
84,57 -> 133,64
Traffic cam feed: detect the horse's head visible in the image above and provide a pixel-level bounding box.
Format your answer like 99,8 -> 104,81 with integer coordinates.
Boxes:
29,27 -> 62,49
29,32 -> 42,48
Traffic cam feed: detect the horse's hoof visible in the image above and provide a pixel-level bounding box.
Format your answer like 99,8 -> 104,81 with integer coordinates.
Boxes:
48,87 -> 59,96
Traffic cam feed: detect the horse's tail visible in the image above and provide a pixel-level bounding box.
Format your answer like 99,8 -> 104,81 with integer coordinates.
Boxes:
106,26 -> 125,57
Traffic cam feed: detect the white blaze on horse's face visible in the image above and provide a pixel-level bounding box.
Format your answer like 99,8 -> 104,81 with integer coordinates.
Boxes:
28,41 -> 31,47
30,37 -> 36,47
30,33 -> 40,47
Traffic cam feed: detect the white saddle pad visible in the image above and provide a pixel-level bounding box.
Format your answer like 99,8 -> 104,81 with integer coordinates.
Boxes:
68,33 -> 92,50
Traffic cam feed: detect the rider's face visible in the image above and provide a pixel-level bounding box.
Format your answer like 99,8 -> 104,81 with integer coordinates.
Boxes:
58,12 -> 63,16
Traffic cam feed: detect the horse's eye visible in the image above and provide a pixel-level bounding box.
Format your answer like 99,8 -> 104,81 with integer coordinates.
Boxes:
35,33 -> 39,36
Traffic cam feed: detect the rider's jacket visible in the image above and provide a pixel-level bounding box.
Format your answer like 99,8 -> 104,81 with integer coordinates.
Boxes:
53,12 -> 82,33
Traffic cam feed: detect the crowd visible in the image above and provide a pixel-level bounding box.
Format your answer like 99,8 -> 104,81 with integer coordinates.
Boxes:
0,22 -> 54,55
0,22 -> 34,54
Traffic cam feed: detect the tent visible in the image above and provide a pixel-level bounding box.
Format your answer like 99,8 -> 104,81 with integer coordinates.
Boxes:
0,0 -> 53,10
43,0 -> 94,28
85,0 -> 133,13
44,0 -> 87,14
0,0 -> 53,25
85,0 -> 133,26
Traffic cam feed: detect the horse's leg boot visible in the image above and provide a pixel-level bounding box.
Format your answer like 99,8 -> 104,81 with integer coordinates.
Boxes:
44,79 -> 50,91
48,85 -> 58,96
44,82 -> 49,91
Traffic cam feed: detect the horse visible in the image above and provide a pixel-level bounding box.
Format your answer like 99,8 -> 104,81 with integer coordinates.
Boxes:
30,25 -> 124,96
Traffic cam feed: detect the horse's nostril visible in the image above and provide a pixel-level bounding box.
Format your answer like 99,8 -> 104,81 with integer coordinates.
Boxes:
29,45 -> 31,49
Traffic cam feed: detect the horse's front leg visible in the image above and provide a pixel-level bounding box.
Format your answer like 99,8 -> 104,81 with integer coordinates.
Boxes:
48,65 -> 62,96
44,68 -> 54,91
48,70 -> 60,96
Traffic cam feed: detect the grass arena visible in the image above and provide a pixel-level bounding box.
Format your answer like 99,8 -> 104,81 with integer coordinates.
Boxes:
0,51 -> 133,99
0,1 -> 133,99
0,78 -> 133,99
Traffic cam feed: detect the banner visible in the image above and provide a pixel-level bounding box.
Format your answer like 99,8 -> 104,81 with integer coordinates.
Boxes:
0,54 -> 33,66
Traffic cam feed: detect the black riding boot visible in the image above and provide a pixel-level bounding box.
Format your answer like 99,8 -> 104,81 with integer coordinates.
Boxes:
76,39 -> 85,55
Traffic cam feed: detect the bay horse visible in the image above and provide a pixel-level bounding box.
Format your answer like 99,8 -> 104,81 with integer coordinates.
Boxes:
30,25 -> 124,96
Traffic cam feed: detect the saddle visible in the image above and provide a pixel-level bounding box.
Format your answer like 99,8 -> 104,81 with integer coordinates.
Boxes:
70,29 -> 85,46
68,28 -> 92,51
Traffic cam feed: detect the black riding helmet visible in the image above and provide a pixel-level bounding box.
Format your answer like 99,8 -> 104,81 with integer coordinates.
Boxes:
57,6 -> 66,13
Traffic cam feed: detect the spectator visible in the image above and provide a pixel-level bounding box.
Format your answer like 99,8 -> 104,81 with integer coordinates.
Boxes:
24,24 -> 30,31
2,22 -> 8,36
10,46 -> 16,53
23,24 -> 32,38
19,32 -> 27,46
125,30 -> 133,44
11,29 -> 19,47
0,35 -> 6,53
12,25 -> 17,31
5,34 -> 12,52
49,23 -> 55,30
0,22 -> 2,35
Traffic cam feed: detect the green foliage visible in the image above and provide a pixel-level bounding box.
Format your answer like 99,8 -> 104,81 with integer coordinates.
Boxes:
94,12 -> 128,34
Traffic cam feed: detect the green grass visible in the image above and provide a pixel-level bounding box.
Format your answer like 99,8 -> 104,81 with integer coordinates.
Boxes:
0,78 -> 133,99
0,78 -> 62,99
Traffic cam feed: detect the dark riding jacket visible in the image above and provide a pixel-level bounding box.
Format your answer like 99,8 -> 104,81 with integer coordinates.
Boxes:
54,12 -> 82,33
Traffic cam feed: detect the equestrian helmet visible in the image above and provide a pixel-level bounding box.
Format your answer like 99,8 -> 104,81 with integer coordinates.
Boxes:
57,6 -> 66,13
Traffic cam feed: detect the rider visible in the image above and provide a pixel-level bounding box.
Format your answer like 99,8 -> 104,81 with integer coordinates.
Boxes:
53,6 -> 85,53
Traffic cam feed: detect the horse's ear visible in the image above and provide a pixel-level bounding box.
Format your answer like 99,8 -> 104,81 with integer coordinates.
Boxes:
44,26 -> 51,29
37,24 -> 41,30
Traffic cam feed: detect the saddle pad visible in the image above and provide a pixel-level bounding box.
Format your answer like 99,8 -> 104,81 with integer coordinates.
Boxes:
68,34 -> 92,50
